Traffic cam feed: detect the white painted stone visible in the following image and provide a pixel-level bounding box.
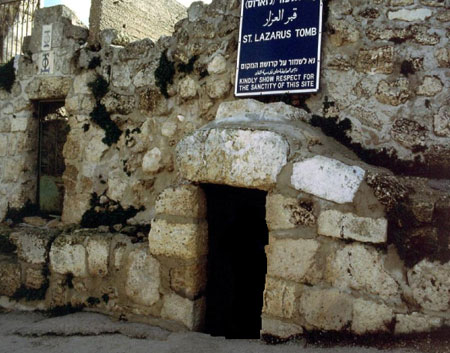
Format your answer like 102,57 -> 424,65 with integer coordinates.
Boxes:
327,244 -> 400,300
266,237 -> 320,282
125,247 -> 160,307
86,237 -> 110,277
261,317 -> 303,338
299,288 -> 353,331
149,219 -> 208,259
291,156 -> 365,204
388,8 -> 432,22
318,210 -> 387,243
395,313 -> 443,334
407,260 -> 450,312
161,294 -> 204,330
176,128 -> 289,190
207,54 -> 227,75
50,236 -> 87,277
142,147 -> 162,174
352,299 -> 394,334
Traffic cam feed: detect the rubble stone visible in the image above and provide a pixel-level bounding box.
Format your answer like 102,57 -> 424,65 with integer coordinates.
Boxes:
352,299 -> 393,334
155,184 -> 206,218
263,277 -> 300,319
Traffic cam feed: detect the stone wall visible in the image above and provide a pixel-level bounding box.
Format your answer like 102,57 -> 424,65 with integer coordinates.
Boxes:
89,0 -> 187,43
0,0 -> 449,341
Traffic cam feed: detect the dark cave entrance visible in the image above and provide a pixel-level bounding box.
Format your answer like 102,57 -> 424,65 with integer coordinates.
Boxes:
202,184 -> 269,339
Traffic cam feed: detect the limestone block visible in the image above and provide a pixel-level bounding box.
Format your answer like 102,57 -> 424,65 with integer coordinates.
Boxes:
266,237 -> 320,282
176,128 -> 288,190
376,78 -> 411,106
84,129 -> 108,162
73,71 -> 95,95
155,184 -> 206,218
391,119 -> 428,149
161,121 -> 177,137
2,158 -> 23,182
207,54 -> 227,74
352,299 -> 393,335
0,116 -> 11,133
299,288 -> 352,331
395,313 -> 443,334
434,106 -> 450,137
416,76 -> 443,97
178,76 -> 197,99
356,46 -> 394,74
291,156 -> 365,204
0,134 -> 7,157
435,48 -> 450,68
26,77 -> 72,100
388,8 -> 432,21
125,247 -> 160,307
86,236 -> 110,277
101,92 -> 136,115
262,277 -> 300,319
24,267 -> 46,289
266,193 -> 316,230
149,219 -> 208,259
215,99 -> 308,122
106,176 -> 128,201
10,117 -> 30,132
261,317 -> 303,339
317,210 -> 387,244
9,231 -> 51,264
170,262 -> 207,299
112,235 -> 132,270
142,148 -> 162,174
0,258 -> 21,296
327,244 -> 399,300
161,294 -> 205,330
390,0 -> 414,6
111,64 -> 132,89
420,0 -> 446,6
407,260 -> 450,312
206,78 -> 230,99
328,19 -> 360,47
49,235 -> 87,277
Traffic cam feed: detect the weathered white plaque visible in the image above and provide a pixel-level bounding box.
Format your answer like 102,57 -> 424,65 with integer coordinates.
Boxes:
39,51 -> 54,75
41,24 -> 53,51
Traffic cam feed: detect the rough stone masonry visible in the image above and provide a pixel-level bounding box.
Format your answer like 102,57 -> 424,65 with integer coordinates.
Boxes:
0,0 -> 449,343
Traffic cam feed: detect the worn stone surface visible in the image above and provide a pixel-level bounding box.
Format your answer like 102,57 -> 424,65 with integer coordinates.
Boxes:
49,235 -> 87,277
149,219 -> 208,260
161,294 -> 204,330
0,258 -> 21,297
434,105 -> 450,137
352,299 -> 394,335
407,260 -> 450,312
155,185 -> 206,218
24,267 -> 46,289
376,79 -> 411,106
261,317 -> 303,338
299,288 -> 353,331
176,128 -> 289,190
9,231 -> 51,265
388,8 -> 432,22
318,210 -> 387,244
266,237 -> 320,283
327,244 -> 399,300
266,193 -> 316,230
125,247 -> 160,307
262,277 -> 300,319
86,236 -> 110,277
416,76 -> 444,97
395,313 -> 443,334
291,156 -> 365,204
170,262 -> 206,300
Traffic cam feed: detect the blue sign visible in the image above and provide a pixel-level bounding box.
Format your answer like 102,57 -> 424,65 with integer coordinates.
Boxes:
235,0 -> 323,96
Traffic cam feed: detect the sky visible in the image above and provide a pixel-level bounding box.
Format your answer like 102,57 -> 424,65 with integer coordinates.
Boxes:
43,0 -> 211,26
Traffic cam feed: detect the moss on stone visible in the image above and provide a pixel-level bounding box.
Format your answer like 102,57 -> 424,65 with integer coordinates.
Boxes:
80,193 -> 143,230
155,50 -> 175,98
178,55 -> 198,74
88,56 -> 102,70
88,75 -> 109,101
0,59 -> 16,93
89,103 -> 122,146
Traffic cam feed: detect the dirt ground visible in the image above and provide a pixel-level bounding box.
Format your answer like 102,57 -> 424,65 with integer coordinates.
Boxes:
0,310 -> 449,353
